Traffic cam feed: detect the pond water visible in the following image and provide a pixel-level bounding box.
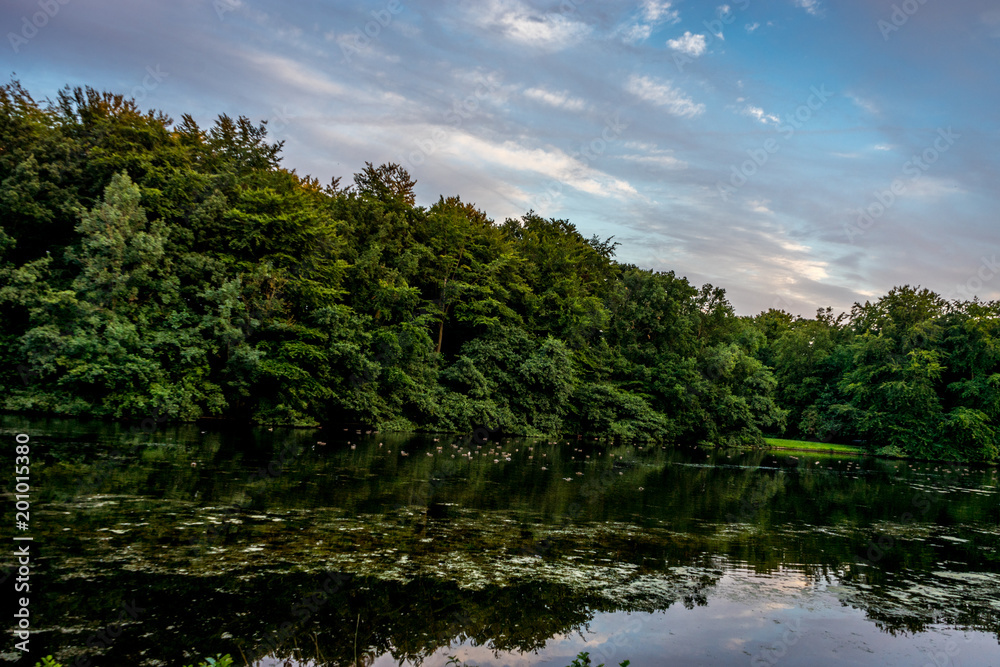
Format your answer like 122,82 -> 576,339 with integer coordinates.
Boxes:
3,415 -> 1000,666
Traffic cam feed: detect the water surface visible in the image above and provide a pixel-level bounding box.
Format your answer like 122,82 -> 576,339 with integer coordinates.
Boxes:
2,416 -> 999,666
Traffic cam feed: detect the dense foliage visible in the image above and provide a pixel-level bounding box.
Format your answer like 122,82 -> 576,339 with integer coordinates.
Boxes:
753,288 -> 1000,462
1,81 -> 997,461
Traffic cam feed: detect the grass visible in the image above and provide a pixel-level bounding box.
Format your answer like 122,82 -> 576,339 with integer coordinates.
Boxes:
763,437 -> 864,455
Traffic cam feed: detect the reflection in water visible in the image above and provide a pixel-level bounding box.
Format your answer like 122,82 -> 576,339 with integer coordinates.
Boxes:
1,415 -> 999,665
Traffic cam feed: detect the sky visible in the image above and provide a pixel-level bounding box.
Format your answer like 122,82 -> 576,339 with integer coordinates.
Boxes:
4,0 -> 999,316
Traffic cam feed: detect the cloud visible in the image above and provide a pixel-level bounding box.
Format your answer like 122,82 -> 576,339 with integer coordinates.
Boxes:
741,105 -> 780,124
238,51 -> 350,98
643,0 -> 680,23
620,142 -> 687,169
523,87 -> 588,112
447,132 -> 638,199
748,199 -> 773,214
745,22 -> 760,32
666,31 -> 707,56
794,0 -> 822,16
873,144 -> 893,151
626,75 -> 705,118
619,0 -> 680,44
467,0 -> 592,51
621,23 -> 652,43
905,177 -> 964,199
847,92 -> 878,115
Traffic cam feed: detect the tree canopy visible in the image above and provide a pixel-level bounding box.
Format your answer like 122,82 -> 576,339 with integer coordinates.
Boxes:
1,81 -> 997,461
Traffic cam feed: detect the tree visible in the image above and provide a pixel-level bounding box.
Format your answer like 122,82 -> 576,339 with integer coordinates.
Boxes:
353,161 -> 416,205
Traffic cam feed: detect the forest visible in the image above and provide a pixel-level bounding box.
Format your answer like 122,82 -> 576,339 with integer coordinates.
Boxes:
1,81 -> 998,463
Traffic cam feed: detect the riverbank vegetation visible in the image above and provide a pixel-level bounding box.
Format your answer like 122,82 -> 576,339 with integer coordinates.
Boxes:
1,81 -> 997,462
762,438 -> 864,455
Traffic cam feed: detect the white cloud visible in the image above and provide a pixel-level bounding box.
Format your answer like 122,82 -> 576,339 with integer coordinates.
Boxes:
745,22 -> 760,32
620,0 -> 680,44
523,87 -> 588,112
643,0 -> 680,23
741,105 -> 780,125
666,31 -> 707,57
468,0 -> 592,51
873,144 -> 893,151
626,75 -> 705,118
622,23 -> 653,43
239,51 -> 350,98
447,132 -> 638,199
776,255 -> 829,281
794,0 -> 821,16
619,142 -> 687,169
748,199 -> 773,214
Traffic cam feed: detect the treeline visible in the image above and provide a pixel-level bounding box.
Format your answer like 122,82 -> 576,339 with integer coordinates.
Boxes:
0,81 -> 996,461
755,290 -> 1000,462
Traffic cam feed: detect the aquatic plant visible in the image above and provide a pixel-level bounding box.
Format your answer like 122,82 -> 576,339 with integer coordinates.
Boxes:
32,654 -> 234,667
446,651 -> 630,667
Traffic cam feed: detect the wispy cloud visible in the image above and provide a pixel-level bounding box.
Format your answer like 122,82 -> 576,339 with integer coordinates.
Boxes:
620,142 -> 687,169
22,0 -> 996,316
643,0 -> 680,23
466,0 -> 592,51
626,75 -> 705,118
666,31 -> 707,57
621,23 -> 652,43
906,177 -> 964,199
741,104 -> 780,124
619,0 -> 680,44
794,0 -> 822,16
448,132 -> 637,199
523,87 -> 587,112
847,92 -> 879,115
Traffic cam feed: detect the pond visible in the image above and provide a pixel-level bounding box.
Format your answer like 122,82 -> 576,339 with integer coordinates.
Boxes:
3,415 -> 1000,666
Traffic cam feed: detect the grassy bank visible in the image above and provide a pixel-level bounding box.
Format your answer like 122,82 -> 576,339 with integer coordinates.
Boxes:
763,437 -> 865,455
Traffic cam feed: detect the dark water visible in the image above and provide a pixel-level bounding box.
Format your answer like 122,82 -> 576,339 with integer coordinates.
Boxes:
2,415 -> 999,666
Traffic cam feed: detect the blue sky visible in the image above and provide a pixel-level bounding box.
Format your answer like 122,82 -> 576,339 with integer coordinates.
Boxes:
5,0 -> 999,315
